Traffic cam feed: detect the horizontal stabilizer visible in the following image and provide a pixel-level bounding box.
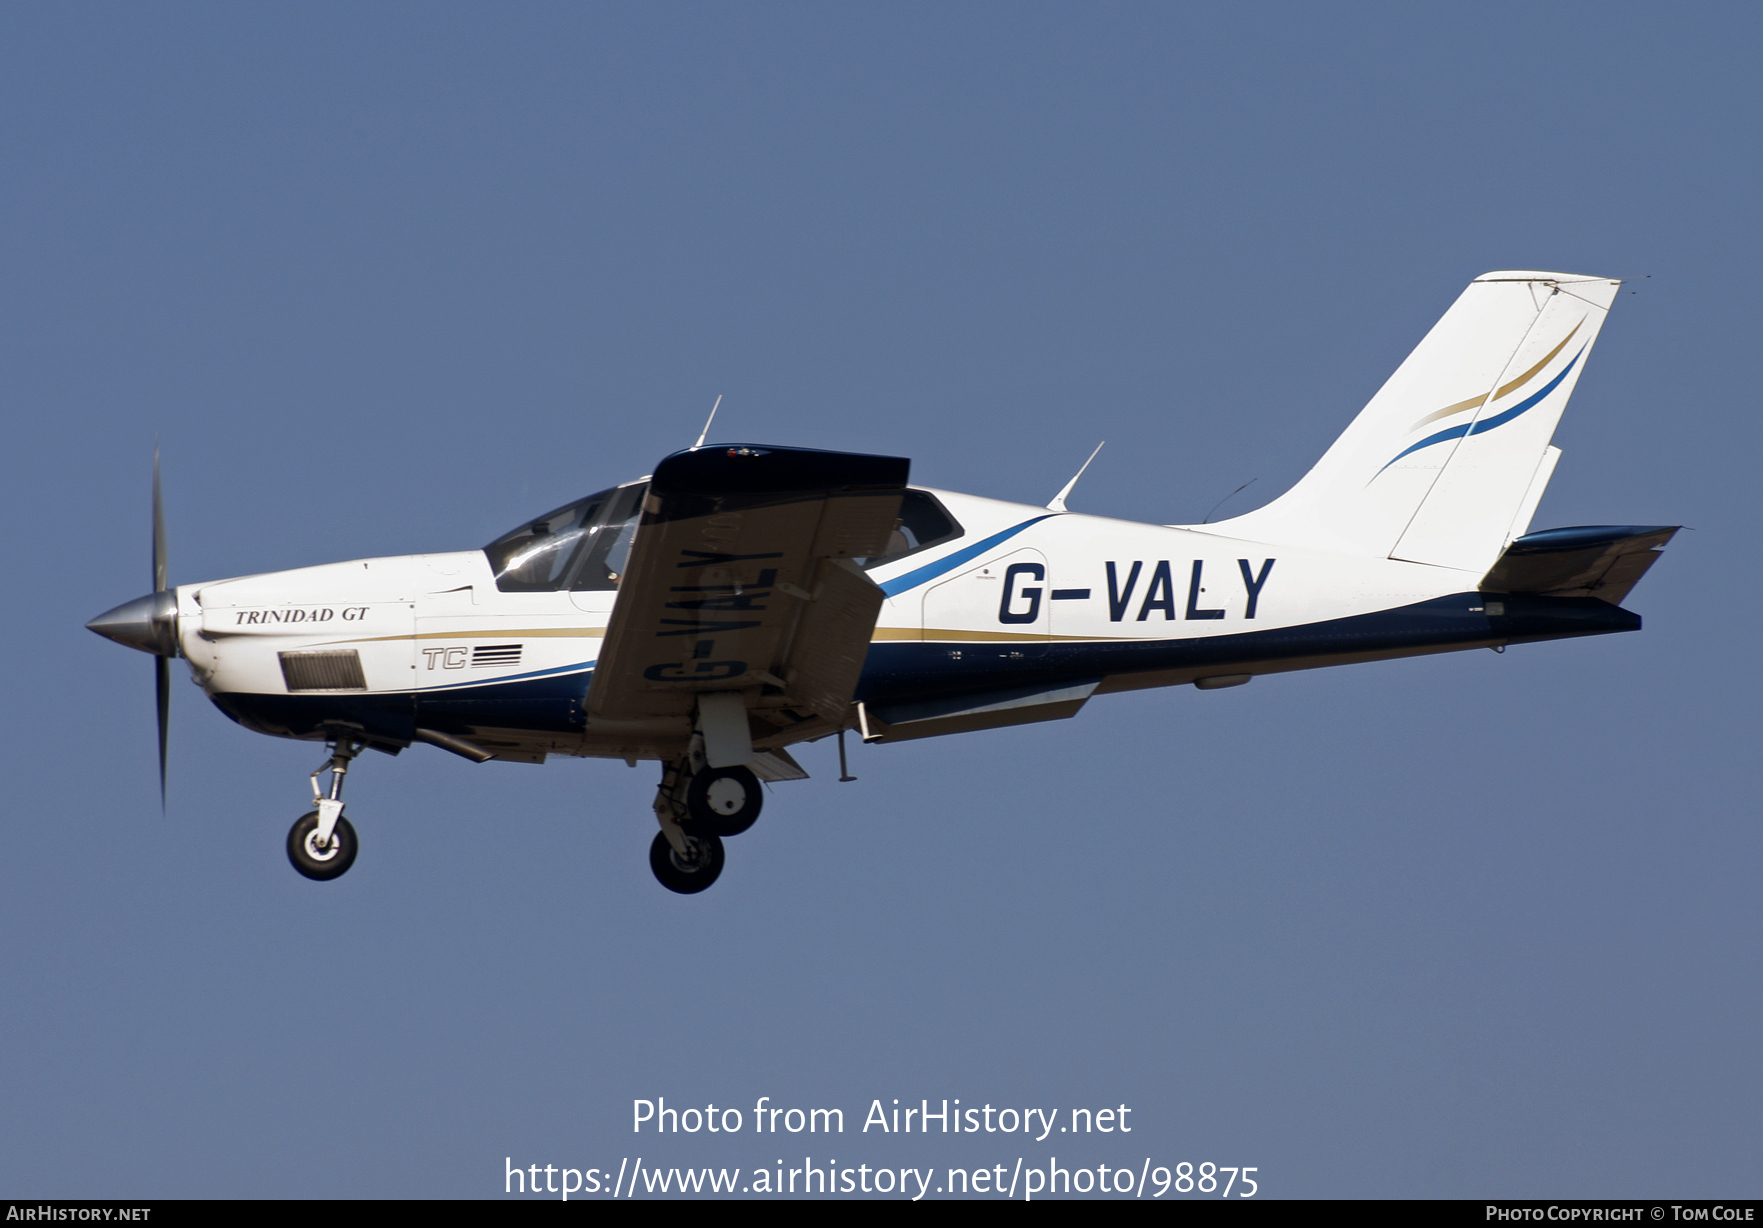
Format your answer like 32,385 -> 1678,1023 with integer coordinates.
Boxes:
1480,525 -> 1678,605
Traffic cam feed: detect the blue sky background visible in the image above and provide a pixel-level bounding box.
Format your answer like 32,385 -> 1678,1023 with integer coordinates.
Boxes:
3,2 -> 1758,1198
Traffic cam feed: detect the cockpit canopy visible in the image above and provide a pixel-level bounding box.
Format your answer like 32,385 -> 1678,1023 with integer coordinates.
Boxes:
484,484 -> 962,593
485,482 -> 646,592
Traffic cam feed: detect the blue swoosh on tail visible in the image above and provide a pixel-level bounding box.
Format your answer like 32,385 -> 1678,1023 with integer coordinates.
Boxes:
1377,346 -> 1585,475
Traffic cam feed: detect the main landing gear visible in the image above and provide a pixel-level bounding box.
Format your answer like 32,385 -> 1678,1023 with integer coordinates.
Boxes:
649,829 -> 724,894
287,738 -> 362,881
647,749 -> 766,894
683,764 -> 763,837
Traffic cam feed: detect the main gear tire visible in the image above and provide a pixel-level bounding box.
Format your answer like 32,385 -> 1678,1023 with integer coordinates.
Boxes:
649,830 -> 725,894
681,765 -> 763,837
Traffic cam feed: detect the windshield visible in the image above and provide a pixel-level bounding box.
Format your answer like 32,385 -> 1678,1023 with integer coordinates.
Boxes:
484,482 -> 647,592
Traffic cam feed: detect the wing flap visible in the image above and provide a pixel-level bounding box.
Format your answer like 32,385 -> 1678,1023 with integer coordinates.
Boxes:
780,557 -> 887,726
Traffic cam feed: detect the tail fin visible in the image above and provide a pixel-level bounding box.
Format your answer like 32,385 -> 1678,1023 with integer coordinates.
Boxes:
1211,271 -> 1622,574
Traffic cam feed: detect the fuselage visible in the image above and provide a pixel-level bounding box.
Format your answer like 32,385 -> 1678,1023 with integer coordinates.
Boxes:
167,483 -> 1635,764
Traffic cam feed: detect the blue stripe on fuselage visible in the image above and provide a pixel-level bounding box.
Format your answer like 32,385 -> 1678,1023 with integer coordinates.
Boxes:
418,660 -> 595,693
878,515 -> 1058,597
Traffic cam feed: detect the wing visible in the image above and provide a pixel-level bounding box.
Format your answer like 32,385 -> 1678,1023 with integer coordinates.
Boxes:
586,444 -> 909,752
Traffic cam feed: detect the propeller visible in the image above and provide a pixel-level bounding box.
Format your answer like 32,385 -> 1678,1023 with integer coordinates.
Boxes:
86,445 -> 179,809
153,445 -> 169,807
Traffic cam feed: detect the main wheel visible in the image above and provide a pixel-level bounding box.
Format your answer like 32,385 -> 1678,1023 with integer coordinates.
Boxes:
287,810 -> 358,881
649,830 -> 725,894
681,765 -> 763,837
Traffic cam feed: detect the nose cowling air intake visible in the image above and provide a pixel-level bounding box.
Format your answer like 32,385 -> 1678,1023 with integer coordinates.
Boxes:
87,590 -> 179,657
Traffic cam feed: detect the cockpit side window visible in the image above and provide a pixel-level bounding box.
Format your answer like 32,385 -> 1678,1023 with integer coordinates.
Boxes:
487,482 -> 946,590
565,482 -> 646,591
484,482 -> 649,593
857,489 -> 964,570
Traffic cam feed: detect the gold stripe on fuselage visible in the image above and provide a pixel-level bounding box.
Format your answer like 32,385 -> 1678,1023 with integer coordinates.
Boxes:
302,626 -> 609,649
312,624 -> 1165,651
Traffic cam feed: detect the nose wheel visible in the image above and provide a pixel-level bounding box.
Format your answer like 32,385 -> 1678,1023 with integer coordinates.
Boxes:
287,738 -> 363,881
288,810 -> 359,880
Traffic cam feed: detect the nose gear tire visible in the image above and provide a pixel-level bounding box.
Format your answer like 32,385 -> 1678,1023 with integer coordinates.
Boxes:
681,765 -> 763,837
287,810 -> 359,881
650,831 -> 725,893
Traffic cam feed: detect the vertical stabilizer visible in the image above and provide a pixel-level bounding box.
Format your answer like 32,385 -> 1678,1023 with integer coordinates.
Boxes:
1210,272 -> 1621,574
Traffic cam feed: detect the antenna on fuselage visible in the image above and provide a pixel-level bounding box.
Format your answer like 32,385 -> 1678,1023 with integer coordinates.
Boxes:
693,394 -> 723,449
1046,440 -> 1105,512
1201,478 -> 1258,524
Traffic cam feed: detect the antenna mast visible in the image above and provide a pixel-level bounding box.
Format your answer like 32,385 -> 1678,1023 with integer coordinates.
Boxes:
1047,441 -> 1105,512
693,394 -> 723,449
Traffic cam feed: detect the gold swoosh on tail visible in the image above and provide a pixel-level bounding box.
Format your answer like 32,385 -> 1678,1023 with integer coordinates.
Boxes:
1407,318 -> 1584,433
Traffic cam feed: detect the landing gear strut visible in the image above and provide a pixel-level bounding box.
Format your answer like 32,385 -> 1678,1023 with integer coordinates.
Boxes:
653,750 -> 765,841
287,739 -> 361,881
648,750 -> 755,893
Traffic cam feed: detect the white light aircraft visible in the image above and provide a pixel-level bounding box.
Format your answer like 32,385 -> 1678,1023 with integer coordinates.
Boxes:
89,271 -> 1675,893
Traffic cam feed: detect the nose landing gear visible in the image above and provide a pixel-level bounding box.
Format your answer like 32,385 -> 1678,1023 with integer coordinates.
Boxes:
287,739 -> 362,881
288,809 -> 358,880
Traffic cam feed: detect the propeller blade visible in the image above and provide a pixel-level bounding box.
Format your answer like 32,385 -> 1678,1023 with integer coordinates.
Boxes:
156,654 -> 170,810
152,443 -> 167,594
153,444 -> 170,809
